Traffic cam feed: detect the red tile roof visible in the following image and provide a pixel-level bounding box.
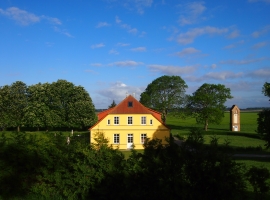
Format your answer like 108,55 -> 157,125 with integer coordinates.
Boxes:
89,95 -> 168,130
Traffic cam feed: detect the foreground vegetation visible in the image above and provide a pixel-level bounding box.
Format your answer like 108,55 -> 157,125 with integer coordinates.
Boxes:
1,128 -> 270,200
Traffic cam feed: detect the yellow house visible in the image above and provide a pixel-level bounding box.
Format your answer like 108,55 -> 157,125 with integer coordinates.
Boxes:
89,95 -> 170,149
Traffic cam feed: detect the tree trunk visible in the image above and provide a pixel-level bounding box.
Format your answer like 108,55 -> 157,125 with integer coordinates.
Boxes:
17,126 -> 20,132
37,127 -> 39,131
204,119 -> 208,131
162,110 -> 167,124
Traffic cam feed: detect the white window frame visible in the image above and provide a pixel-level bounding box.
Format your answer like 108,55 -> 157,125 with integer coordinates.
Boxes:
107,119 -> 110,125
113,134 -> 120,144
141,133 -> 147,144
141,116 -> 146,125
150,119 -> 153,125
114,116 -> 119,125
127,116 -> 133,125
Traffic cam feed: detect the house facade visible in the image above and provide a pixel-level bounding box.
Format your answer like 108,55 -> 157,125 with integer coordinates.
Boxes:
89,95 -> 170,149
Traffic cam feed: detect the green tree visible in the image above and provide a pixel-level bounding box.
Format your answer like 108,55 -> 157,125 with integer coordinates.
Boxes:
140,75 -> 188,123
186,83 -> 233,131
257,82 -> 270,148
257,109 -> 270,148
49,80 -> 97,129
23,83 -> 61,131
108,100 -> 116,108
262,82 -> 270,100
246,166 -> 270,198
0,85 -> 11,129
0,81 -> 28,131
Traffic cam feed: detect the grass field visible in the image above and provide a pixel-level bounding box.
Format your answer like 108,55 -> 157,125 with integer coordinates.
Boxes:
167,112 -> 259,135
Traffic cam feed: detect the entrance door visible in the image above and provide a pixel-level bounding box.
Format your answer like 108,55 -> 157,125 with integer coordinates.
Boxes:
127,134 -> 133,149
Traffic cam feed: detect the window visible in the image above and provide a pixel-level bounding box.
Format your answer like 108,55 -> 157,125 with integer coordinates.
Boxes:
128,101 -> 133,107
108,119 -> 110,125
114,116 -> 119,124
141,116 -> 146,125
150,119 -> 153,125
127,116 -> 133,125
141,134 -> 147,144
114,134 -> 120,144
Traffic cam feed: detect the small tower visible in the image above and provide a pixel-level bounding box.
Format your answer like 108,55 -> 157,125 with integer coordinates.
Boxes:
230,105 -> 240,131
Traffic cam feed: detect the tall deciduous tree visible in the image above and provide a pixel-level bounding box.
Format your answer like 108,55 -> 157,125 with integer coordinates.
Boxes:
49,80 -> 97,129
186,83 -> 233,131
257,82 -> 270,148
1,81 -> 28,131
262,82 -> 270,101
0,85 -> 11,129
140,75 -> 188,123
23,83 -> 61,131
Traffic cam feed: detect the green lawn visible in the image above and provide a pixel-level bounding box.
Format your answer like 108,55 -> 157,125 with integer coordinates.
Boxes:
167,112 -> 258,135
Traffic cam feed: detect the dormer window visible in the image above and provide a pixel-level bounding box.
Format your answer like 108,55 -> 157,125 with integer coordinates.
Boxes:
128,101 -> 133,107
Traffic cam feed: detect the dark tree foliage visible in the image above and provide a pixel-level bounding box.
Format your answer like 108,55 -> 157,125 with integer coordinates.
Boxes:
140,75 -> 188,123
0,80 -> 97,131
257,82 -> 270,148
108,100 -> 117,108
257,109 -> 270,148
186,83 -> 233,131
0,129 -> 252,200
262,82 -> 270,101
246,166 -> 270,197
0,81 -> 28,131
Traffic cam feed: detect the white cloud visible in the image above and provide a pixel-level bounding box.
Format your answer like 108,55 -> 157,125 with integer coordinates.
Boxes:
227,30 -> 240,39
109,60 -> 143,67
90,63 -> 102,67
0,7 -> 61,25
96,22 -> 111,28
117,43 -> 130,46
252,25 -> 270,38
211,64 -> 217,69
53,26 -> 73,37
178,2 -> 206,26
148,64 -> 196,75
0,7 -> 40,25
185,71 -> 243,82
130,47 -> 146,52
223,44 -> 235,49
220,57 -> 267,65
175,47 -> 200,57
177,26 -> 228,44
97,81 -> 143,103
109,49 -> 119,55
252,41 -> 267,49
204,71 -> 243,80
115,16 -> 139,35
248,68 -> 270,77
91,43 -> 105,49
85,69 -> 98,74
223,40 -> 245,49
128,28 -> 138,34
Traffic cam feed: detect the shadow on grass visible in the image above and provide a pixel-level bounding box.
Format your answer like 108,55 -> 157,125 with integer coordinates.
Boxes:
233,157 -> 270,163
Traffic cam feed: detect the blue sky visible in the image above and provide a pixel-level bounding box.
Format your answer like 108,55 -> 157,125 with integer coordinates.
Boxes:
0,0 -> 269,109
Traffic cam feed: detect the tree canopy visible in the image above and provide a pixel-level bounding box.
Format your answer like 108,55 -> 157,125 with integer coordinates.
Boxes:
140,75 -> 188,123
0,80 -> 97,131
257,82 -> 270,148
0,81 -> 28,131
186,83 -> 233,131
263,82 -> 270,101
